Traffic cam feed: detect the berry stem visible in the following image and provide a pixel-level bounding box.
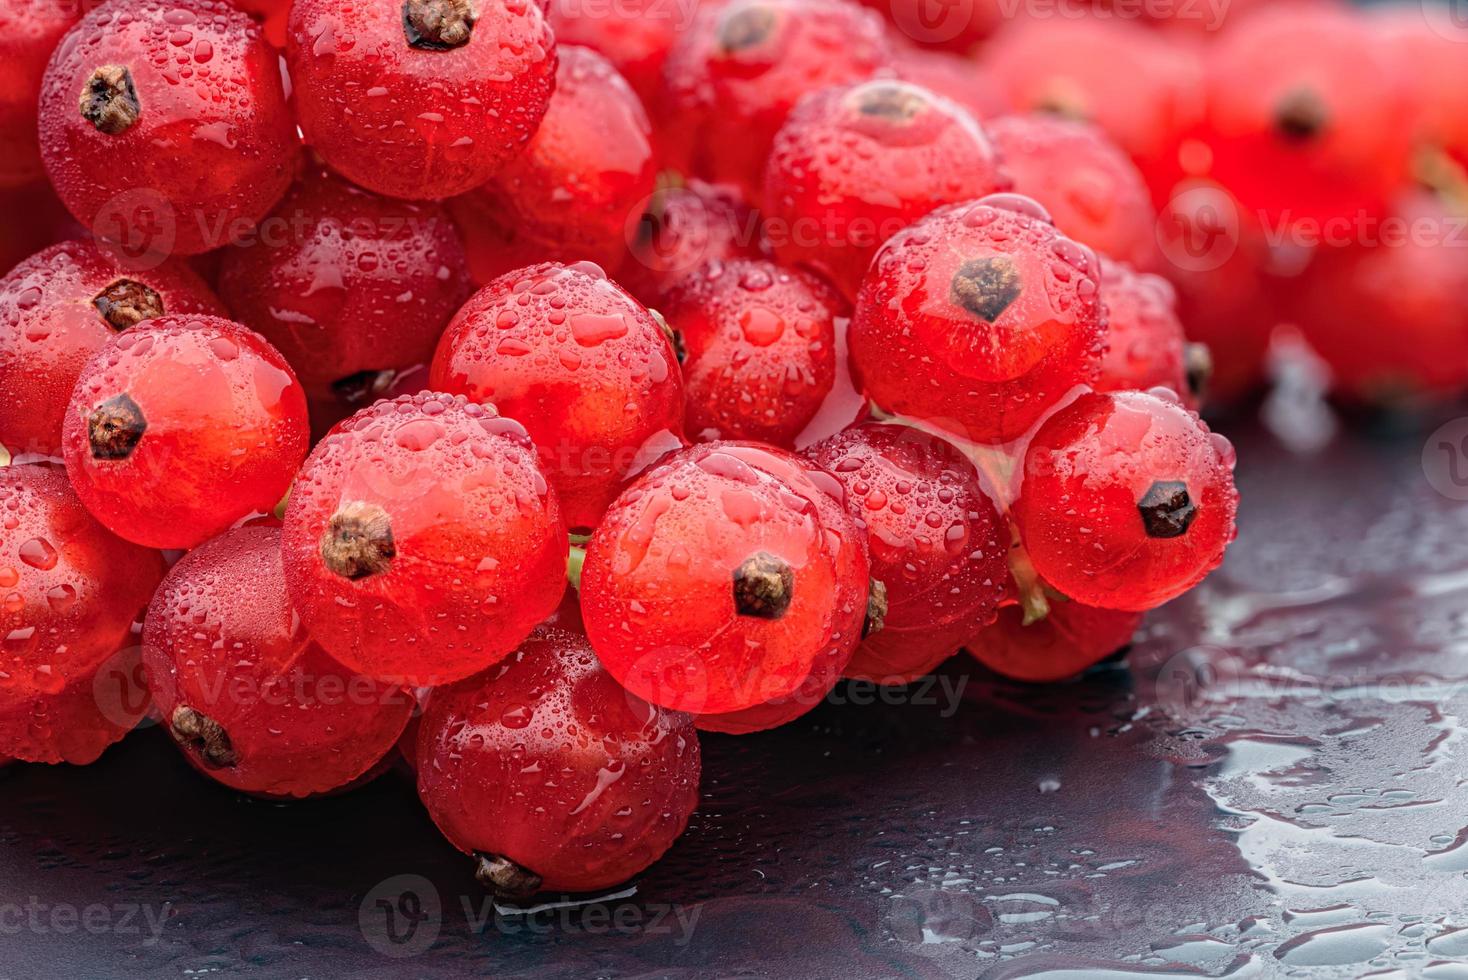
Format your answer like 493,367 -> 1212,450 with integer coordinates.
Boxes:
566,544 -> 586,591
474,852 -> 543,900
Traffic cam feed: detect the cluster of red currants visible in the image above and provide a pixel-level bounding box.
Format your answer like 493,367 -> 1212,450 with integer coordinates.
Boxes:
0,0 -> 1257,898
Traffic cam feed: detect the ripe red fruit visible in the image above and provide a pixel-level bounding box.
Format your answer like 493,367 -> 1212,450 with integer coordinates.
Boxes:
988,114 -> 1159,272
39,0 -> 298,256
1191,5 -> 1413,228
0,0 -> 81,188
763,79 -> 1011,298
1289,190 -> 1468,407
967,601 -> 1143,684
430,261 -> 684,530
281,393 -> 568,687
0,240 -> 226,458
217,168 -> 472,407
659,0 -> 893,200
143,525 -> 414,798
804,422 -> 1009,684
580,442 -> 870,724
1014,390 -> 1238,613
62,315 -> 309,549
286,0 -> 557,200
660,259 -> 843,448
0,641 -> 150,766
0,465 -> 163,763
416,602 -> 700,898
848,194 -> 1106,445
620,180 -> 765,307
471,46 -> 656,273
1375,7 -> 1468,170
1096,257 -> 1194,407
546,0 -> 681,106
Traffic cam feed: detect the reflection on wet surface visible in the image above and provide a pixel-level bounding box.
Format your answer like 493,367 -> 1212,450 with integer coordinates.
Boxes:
5,419 -> 1468,978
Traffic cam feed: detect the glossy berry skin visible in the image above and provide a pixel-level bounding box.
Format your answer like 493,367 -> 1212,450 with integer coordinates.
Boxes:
218,168 -> 472,405
39,0 -> 298,256
1015,390 -> 1238,613
0,465 -> 163,763
1191,5 -> 1412,227
805,422 -> 1008,684
620,180 -> 765,307
143,525 -> 413,798
430,262 -> 684,531
848,195 -> 1106,446
0,240 -> 226,458
547,0 -> 680,106
473,46 -> 656,273
659,0 -> 893,200
62,315 -> 309,550
988,115 -> 1158,272
1289,191 -> 1468,406
1096,257 -> 1191,407
0,641 -> 150,766
0,0 -> 81,188
416,603 -> 700,897
287,0 -> 557,201
967,601 -> 1142,684
764,79 -> 1011,299
282,393 -> 568,688
582,442 -> 869,721
661,259 -> 842,449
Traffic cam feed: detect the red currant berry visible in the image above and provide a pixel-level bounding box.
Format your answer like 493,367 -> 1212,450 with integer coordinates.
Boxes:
1289,190 -> 1468,406
281,393 -> 568,687
61,315 -> 309,550
0,0 -> 81,188
218,168 -> 472,407
547,0 -> 681,105
848,194 -> 1106,445
1096,257 -> 1193,407
804,421 -> 1009,684
143,524 -> 414,798
660,259 -> 843,448
0,240 -> 225,458
1014,390 -> 1238,612
0,465 -> 163,762
1376,7 -> 1468,171
891,49 -> 1007,125
967,601 -> 1142,683
0,640 -> 150,766
430,261 -> 684,531
660,0 -> 893,200
763,79 -> 1011,298
471,46 -> 656,273
988,114 -> 1159,272
416,601 -> 700,897
39,0 -> 298,256
1191,5 -> 1412,227
286,0 -> 557,200
620,180 -> 765,307
581,441 -> 869,722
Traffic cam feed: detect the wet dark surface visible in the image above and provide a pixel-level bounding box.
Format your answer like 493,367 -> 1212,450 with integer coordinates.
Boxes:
6,413 -> 1468,979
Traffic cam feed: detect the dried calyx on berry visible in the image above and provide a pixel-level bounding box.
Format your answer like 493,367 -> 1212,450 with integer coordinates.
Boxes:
853,83 -> 925,122
87,393 -> 146,460
170,705 -> 238,768
1274,87 -> 1329,142
1138,480 -> 1197,539
474,852 -> 543,900
951,257 -> 1022,323
717,4 -> 775,52
320,501 -> 397,579
732,551 -> 794,619
1185,343 -> 1214,403
93,280 -> 164,331
863,579 -> 888,638
402,0 -> 476,50
79,65 -> 140,135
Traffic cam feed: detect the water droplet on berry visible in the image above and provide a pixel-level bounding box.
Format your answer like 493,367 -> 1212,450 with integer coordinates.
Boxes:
19,538 -> 58,571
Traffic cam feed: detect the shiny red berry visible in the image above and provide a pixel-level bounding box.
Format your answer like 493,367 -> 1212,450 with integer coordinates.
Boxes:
0,0 -> 81,188
0,465 -> 163,763
416,602 -> 700,898
968,601 -> 1142,684
805,422 -> 1009,684
471,45 -> 656,272
62,315 -> 309,549
218,168 -> 472,407
988,114 -> 1159,272
660,259 -> 843,448
581,442 -> 869,724
848,194 -> 1106,445
0,240 -> 226,458
1096,257 -> 1192,407
287,0 -> 557,200
39,0 -> 298,256
764,79 -> 1011,298
1014,390 -> 1238,613
546,0 -> 682,104
143,524 -> 414,798
620,180 -> 765,307
430,261 -> 684,531
660,0 -> 893,200
282,393 -> 568,687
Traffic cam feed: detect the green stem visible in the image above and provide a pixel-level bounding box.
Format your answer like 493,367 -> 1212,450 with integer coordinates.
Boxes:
566,545 -> 587,591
